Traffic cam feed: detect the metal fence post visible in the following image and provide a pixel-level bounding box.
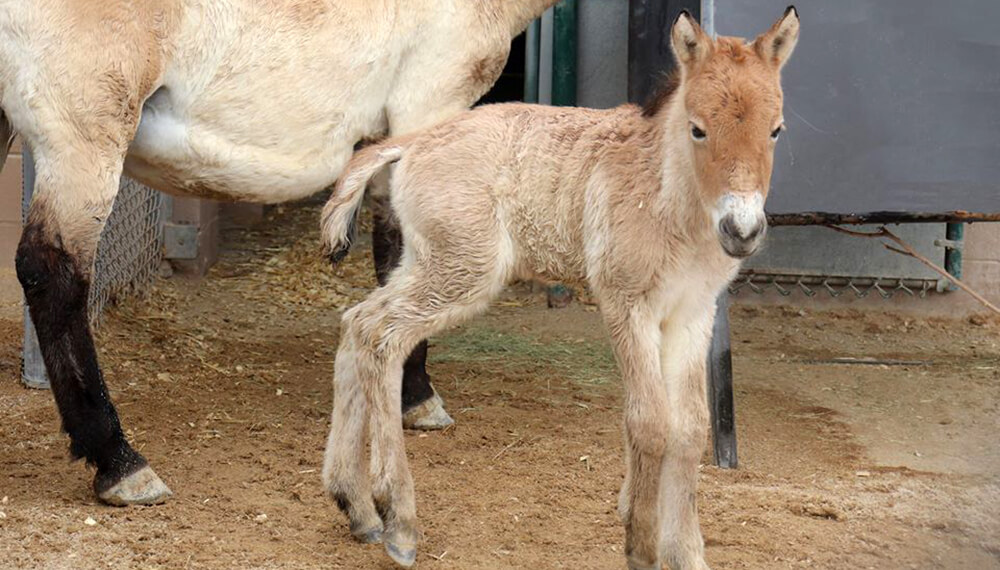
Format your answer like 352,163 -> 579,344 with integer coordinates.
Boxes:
21,146 -> 49,389
546,0 -> 577,309
707,292 -> 737,468
524,19 -> 542,104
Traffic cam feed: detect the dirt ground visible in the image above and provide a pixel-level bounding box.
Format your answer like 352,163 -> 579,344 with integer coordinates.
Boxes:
1,198 -> 998,569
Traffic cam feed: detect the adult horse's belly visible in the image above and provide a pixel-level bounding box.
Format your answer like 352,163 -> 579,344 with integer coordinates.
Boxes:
124,88 -> 364,204
122,1 -> 398,205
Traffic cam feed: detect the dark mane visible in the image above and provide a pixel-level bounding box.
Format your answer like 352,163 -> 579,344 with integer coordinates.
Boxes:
640,70 -> 680,118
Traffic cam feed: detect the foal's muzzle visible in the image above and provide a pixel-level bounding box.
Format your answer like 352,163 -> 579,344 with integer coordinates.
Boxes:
714,193 -> 767,259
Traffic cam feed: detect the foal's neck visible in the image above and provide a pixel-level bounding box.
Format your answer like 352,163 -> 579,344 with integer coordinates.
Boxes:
649,88 -> 711,238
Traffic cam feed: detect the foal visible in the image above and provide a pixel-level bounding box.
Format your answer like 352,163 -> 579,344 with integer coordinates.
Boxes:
322,9 -> 800,569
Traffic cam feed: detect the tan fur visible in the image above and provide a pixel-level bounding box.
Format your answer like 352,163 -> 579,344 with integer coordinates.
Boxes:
0,0 -> 561,274
322,9 -> 800,568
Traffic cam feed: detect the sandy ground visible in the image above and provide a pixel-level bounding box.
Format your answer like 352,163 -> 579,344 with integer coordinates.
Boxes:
0,198 -> 998,569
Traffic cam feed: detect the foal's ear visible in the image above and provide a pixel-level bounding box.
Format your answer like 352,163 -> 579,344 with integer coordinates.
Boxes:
754,6 -> 800,69
670,10 -> 711,70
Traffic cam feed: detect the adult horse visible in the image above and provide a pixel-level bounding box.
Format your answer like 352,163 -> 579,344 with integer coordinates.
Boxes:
0,0 -> 558,506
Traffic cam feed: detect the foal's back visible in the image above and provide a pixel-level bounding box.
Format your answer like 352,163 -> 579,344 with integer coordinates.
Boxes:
391,102 -> 660,282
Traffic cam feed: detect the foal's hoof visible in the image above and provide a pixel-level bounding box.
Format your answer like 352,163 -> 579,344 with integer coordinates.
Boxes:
402,393 -> 454,431
97,465 -> 173,506
352,525 -> 384,544
383,524 -> 419,567
626,557 -> 659,570
385,539 -> 417,568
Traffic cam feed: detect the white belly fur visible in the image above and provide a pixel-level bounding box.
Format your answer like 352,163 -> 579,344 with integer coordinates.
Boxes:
125,96 -> 360,204
123,2 -> 399,204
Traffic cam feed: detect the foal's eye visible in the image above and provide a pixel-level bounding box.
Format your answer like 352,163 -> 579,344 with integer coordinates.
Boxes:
691,125 -> 707,141
770,125 -> 783,141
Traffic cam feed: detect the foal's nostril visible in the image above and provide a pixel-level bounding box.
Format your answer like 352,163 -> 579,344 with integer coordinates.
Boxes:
719,216 -> 764,243
719,216 -> 742,240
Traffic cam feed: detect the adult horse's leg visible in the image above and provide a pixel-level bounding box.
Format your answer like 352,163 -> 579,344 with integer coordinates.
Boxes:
16,142 -> 171,505
370,194 -> 453,430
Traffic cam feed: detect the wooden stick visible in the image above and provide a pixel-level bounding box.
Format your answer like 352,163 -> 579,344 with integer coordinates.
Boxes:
825,225 -> 1000,315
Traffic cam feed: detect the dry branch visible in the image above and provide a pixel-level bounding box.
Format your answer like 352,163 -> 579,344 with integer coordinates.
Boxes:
825,225 -> 1000,315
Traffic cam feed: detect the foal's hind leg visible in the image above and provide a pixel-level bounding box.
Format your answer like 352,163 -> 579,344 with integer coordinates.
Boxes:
323,330 -> 384,543
335,254 -> 505,567
370,191 -> 453,431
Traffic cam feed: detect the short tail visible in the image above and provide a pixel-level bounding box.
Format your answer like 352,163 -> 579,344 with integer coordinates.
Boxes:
321,141 -> 407,263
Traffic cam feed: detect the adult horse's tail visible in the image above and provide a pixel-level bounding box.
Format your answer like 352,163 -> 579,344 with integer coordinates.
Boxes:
321,140 -> 408,263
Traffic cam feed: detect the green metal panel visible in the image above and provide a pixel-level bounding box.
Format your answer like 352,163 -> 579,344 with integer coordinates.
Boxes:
548,1 -> 577,306
945,222 -> 964,289
552,0 -> 577,107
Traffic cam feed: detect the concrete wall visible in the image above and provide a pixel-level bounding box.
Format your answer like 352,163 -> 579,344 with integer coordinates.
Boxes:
962,223 -> 1000,307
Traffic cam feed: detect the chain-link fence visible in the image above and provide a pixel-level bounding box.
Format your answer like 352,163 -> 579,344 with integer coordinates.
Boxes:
88,177 -> 164,323
729,271 -> 941,299
22,149 -> 164,387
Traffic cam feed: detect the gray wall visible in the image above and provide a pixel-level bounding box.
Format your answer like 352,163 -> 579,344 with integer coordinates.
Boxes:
538,0 -> 629,108
577,0 -> 629,109
714,0 -> 1000,216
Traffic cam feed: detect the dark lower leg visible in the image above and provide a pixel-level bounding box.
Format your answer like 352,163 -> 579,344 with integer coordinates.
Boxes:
371,198 -> 435,414
16,224 -> 146,493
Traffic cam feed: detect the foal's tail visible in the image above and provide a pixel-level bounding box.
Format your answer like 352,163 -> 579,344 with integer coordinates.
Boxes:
321,139 -> 409,263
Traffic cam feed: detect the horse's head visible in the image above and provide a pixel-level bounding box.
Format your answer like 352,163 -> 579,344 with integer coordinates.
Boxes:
671,7 -> 799,258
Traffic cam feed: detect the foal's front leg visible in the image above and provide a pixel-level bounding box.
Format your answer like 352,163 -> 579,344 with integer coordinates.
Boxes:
657,305 -> 715,570
603,301 -> 670,570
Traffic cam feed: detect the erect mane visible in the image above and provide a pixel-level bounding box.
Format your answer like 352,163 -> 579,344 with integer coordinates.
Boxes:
640,70 -> 681,118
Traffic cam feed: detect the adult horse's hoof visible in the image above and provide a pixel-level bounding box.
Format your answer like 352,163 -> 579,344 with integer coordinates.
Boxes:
96,465 -> 173,506
402,393 -> 454,431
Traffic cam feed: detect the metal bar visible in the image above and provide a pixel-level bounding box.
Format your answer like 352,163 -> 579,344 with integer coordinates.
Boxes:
708,293 -> 737,469
21,145 -> 49,389
944,222 -> 963,291
767,210 -> 1000,226
547,0 -> 577,308
628,0 -> 701,105
551,0 -> 577,107
524,19 -> 541,104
